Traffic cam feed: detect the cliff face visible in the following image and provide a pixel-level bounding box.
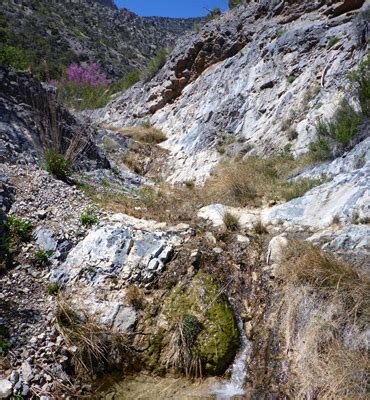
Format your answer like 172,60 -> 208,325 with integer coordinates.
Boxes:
98,0 -> 368,183
1,0 -> 200,79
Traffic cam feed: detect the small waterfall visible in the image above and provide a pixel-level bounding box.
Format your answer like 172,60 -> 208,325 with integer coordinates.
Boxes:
212,316 -> 251,399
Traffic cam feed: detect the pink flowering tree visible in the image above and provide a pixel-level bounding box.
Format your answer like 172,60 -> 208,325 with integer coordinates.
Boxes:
59,63 -> 112,110
66,63 -> 111,87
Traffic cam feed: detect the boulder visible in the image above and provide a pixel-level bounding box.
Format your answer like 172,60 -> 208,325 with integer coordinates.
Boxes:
0,380 -> 12,399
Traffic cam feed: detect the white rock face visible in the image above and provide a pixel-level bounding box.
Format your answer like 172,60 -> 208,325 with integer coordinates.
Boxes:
0,379 -> 12,399
198,204 -> 260,229
262,164 -> 369,230
97,2 -> 368,183
52,213 -> 189,332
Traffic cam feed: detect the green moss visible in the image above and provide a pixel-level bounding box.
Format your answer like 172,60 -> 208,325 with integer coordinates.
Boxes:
164,272 -> 239,375
145,330 -> 165,372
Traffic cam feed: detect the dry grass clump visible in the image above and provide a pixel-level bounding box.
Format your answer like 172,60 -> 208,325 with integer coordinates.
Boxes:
102,125 -> 167,144
276,242 -> 369,398
205,155 -> 319,207
279,242 -> 369,317
165,315 -> 203,378
55,300 -> 132,376
125,285 -> 145,310
222,211 -> 240,232
253,220 -> 268,235
84,183 -> 203,224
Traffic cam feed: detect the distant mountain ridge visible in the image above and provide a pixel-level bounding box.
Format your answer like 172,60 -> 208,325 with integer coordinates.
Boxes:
1,0 -> 200,79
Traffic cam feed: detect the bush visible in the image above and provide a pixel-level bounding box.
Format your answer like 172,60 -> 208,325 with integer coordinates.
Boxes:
80,208 -> 99,226
47,282 -> 60,296
6,216 -> 33,242
32,249 -> 53,267
44,148 -> 71,181
142,49 -> 169,81
327,36 -> 340,49
57,63 -> 112,110
348,54 -> 370,117
0,45 -> 29,71
309,100 -> 362,160
108,70 -> 140,94
0,338 -> 10,356
206,7 -> 222,20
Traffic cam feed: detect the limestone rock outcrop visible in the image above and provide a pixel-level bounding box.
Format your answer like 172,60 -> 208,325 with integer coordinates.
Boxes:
97,0 -> 368,183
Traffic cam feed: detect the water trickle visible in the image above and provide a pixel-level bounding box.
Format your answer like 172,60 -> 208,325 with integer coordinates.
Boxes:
212,317 -> 250,399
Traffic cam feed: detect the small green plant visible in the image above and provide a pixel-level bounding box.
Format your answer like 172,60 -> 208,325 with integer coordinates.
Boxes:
228,0 -> 245,9
32,249 -> 53,267
47,282 -> 60,296
327,36 -> 340,49
80,208 -> 99,226
182,314 -> 202,346
6,216 -> 33,242
140,119 -> 151,129
277,29 -> 286,38
0,338 -> 10,356
44,148 -> 71,181
287,75 -> 296,84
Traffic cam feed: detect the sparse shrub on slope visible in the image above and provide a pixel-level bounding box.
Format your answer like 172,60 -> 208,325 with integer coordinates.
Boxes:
141,49 -> 169,81
309,55 -> 369,160
0,45 -> 29,71
44,149 -> 71,182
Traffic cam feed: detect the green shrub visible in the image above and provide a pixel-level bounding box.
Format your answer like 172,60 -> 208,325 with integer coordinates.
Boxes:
0,45 -> 29,71
287,76 -> 296,84
58,81 -> 111,110
348,54 -> 370,117
32,249 -> 53,267
327,36 -> 340,49
108,70 -> 141,94
308,138 -> 331,161
47,282 -> 60,296
277,29 -> 286,38
6,216 -> 33,242
80,208 -> 99,226
44,148 -> 71,181
142,49 -> 169,81
0,338 -> 10,356
182,314 -> 202,346
309,100 -> 362,160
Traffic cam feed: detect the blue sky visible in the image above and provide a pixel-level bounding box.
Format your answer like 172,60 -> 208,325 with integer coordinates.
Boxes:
114,0 -> 229,18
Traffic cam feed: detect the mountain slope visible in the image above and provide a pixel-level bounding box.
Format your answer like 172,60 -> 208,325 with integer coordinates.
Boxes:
1,0 -> 200,79
97,0 -> 368,183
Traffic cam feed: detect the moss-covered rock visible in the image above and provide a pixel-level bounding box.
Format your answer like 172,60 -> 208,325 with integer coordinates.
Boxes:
163,272 -> 239,375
